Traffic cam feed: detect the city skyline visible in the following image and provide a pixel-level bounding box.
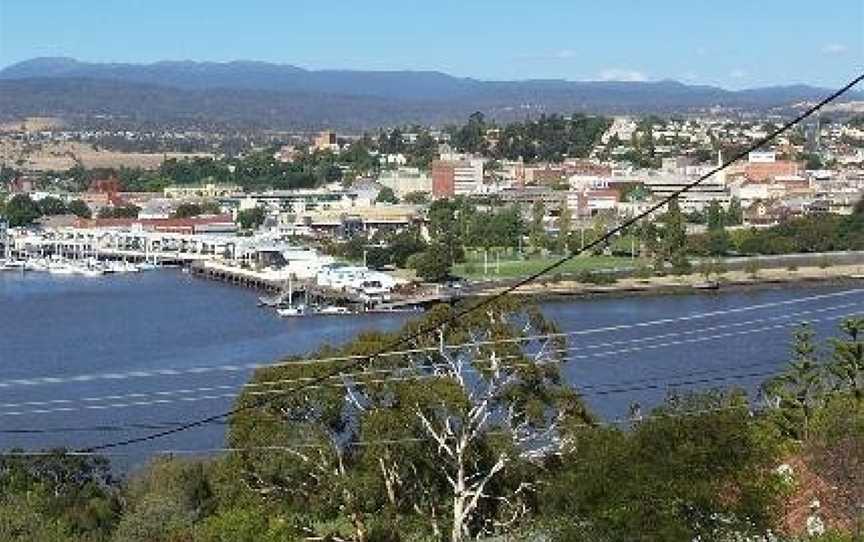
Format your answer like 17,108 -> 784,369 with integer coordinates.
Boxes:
1,0 -> 861,90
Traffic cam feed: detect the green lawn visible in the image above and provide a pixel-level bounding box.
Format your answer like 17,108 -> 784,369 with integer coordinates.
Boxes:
453,252 -> 634,280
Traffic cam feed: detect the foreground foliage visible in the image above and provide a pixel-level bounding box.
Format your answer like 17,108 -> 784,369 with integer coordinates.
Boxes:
1,303 -> 862,541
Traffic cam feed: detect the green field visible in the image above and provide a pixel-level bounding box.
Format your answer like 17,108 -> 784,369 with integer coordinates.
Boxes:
453,252 -> 634,280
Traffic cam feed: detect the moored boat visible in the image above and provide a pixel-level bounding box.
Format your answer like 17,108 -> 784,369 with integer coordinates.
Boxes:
316,305 -> 352,315
692,281 -> 720,290
276,305 -> 306,317
48,261 -> 76,275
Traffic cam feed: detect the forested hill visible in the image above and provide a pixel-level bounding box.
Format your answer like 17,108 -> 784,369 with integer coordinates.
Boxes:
1,57 -> 859,130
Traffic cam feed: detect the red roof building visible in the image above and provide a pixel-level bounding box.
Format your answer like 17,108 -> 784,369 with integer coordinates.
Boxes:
73,214 -> 237,235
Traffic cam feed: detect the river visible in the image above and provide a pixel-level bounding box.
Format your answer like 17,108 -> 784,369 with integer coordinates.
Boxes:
1,270 -> 861,467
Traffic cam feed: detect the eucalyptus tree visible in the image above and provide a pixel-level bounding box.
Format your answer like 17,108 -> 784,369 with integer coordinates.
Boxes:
227,297 -> 590,542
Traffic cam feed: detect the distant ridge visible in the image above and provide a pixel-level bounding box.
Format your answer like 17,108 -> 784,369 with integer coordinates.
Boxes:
0,57 -> 859,129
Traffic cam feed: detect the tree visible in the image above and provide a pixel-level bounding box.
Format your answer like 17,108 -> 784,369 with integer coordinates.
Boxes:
802,152 -> 824,170
172,201 -> 221,218
705,203 -> 731,257
414,242 -> 452,282
402,191 -> 429,205
66,200 -> 92,219
237,207 -> 266,230
228,298 -> 588,542
555,204 -> 572,254
744,259 -> 761,279
428,199 -> 464,264
98,204 -> 140,219
113,457 -> 214,542
727,197 -> 744,226
542,391 -> 783,541
529,201 -> 547,253
407,131 -> 438,169
706,201 -> 725,230
37,196 -> 68,216
388,227 -> 427,268
662,198 -> 690,274
453,112 -> 488,155
365,246 -> 390,269
762,324 -> 826,440
172,203 -> 203,218
375,186 -> 399,204
0,451 -> 119,540
827,317 -> 864,403
4,194 -> 42,226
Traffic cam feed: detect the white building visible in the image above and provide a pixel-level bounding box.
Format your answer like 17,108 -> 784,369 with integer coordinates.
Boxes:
316,264 -> 401,300
454,159 -> 485,195
748,151 -> 777,163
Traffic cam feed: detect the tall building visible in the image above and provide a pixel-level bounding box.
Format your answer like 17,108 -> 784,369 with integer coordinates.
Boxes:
432,158 -> 484,198
432,160 -> 455,198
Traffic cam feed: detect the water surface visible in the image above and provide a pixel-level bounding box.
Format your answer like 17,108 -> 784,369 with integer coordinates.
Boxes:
1,270 -> 860,465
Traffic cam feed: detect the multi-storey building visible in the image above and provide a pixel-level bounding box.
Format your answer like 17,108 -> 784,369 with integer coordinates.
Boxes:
431,158 -> 484,198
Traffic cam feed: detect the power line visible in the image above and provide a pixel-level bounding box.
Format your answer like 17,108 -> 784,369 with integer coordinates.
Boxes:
3,307 -> 858,421
0,360 -> 776,435
1,288 -> 859,390
1,303 -> 857,416
65,73 -> 864,453
0,402 -> 768,457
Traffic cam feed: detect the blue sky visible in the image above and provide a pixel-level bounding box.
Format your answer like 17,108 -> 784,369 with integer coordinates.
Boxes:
1,0 -> 861,89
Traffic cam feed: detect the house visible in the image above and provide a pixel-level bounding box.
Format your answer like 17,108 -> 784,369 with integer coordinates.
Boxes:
743,200 -> 793,226
8,176 -> 37,194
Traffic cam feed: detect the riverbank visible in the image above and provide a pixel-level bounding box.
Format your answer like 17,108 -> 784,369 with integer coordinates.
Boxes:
474,263 -> 864,300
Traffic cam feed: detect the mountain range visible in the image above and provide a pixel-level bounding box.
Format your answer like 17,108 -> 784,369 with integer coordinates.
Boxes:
0,57 -> 858,130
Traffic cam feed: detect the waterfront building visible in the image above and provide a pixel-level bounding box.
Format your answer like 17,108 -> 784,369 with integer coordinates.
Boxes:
74,214 -> 238,235
278,204 -> 424,239
316,263 -> 401,300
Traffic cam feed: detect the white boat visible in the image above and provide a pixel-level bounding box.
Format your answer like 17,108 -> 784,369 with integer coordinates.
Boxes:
137,262 -> 158,271
275,276 -> 306,317
316,305 -> 352,315
3,260 -> 26,270
106,261 -> 139,273
48,261 -> 76,275
277,305 -> 306,317
78,267 -> 105,277
25,259 -> 49,272
76,262 -> 106,277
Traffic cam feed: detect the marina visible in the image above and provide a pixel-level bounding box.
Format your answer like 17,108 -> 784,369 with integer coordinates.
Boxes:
1,223 -> 446,316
